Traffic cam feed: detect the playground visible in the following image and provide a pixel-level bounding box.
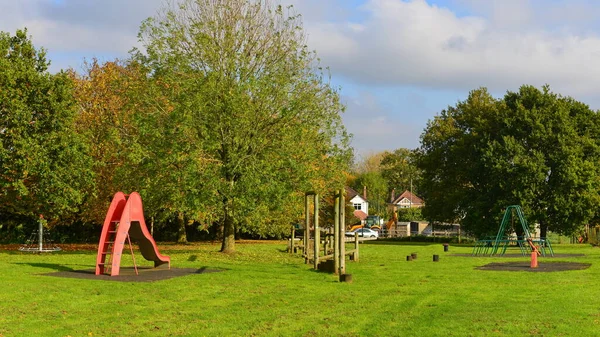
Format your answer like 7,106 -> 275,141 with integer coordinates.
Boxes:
2,240 -> 600,336
3,198 -> 600,336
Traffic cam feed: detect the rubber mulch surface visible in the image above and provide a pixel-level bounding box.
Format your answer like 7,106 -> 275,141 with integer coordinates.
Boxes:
476,261 -> 591,272
44,266 -> 223,282
451,253 -> 585,258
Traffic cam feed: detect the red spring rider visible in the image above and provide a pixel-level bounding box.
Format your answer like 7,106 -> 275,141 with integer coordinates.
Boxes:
527,238 -> 541,268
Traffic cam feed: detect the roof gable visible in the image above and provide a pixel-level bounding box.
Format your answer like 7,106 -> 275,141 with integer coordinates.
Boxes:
392,190 -> 423,205
345,186 -> 367,202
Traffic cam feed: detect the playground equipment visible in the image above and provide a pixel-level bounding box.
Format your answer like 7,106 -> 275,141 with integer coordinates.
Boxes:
19,215 -> 61,252
96,192 -> 170,276
299,190 -> 358,279
527,238 -> 540,268
472,205 -> 554,257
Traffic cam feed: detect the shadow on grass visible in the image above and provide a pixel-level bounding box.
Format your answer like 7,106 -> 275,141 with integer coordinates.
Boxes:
362,240 -> 446,247
13,262 -> 86,272
44,265 -> 227,282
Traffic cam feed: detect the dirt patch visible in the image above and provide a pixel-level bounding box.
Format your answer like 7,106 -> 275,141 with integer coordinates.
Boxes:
477,261 -> 591,272
44,266 -> 224,282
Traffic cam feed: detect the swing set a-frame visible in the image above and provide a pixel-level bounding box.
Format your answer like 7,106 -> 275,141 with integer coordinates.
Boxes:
472,205 -> 554,257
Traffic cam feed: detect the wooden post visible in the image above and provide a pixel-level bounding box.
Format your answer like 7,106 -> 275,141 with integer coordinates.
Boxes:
329,228 -> 334,252
313,194 -> 320,270
339,190 -> 346,276
304,194 -> 310,264
334,190 -> 340,275
289,227 -> 295,254
354,232 -> 360,262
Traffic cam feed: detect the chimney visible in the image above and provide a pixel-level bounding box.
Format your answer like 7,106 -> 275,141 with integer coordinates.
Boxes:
363,185 -> 367,200
391,188 -> 395,203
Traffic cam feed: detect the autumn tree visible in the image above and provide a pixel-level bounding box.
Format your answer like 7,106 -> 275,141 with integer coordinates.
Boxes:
70,60 -> 145,224
0,29 -> 93,223
135,0 -> 351,252
417,85 -> 600,237
71,59 -> 215,243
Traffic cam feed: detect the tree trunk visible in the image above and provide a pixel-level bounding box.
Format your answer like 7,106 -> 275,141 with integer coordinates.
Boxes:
234,220 -> 240,240
220,196 -> 235,253
177,211 -> 187,243
539,221 -> 548,239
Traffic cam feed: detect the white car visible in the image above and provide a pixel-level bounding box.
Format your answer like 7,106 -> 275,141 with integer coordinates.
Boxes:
345,228 -> 379,238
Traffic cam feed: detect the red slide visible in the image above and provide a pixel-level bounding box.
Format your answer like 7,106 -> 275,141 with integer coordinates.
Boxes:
96,192 -> 170,276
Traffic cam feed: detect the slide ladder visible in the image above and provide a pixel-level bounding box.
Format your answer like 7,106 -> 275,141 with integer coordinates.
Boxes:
96,192 -> 170,276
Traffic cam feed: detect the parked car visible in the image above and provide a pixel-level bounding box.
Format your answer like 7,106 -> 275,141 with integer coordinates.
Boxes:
345,228 -> 379,238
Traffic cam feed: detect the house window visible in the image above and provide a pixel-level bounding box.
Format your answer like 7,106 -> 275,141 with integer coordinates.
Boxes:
353,203 -> 362,210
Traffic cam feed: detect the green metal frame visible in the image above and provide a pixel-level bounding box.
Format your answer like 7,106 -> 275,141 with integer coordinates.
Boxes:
472,205 -> 554,257
490,205 -> 531,255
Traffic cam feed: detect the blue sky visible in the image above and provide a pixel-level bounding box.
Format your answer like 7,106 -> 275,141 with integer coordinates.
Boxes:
2,0 -> 600,160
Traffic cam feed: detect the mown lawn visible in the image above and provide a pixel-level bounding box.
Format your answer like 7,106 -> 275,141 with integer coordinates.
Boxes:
1,241 -> 600,336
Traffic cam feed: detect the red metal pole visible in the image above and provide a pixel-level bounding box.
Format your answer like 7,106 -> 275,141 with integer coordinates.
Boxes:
530,250 -> 538,268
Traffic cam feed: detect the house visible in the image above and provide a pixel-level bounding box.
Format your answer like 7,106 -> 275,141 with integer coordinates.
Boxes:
345,186 -> 369,217
389,189 -> 424,210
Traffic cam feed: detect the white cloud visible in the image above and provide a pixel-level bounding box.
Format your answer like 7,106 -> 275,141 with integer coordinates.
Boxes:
342,92 -> 422,155
6,0 -> 600,153
0,0 -> 163,69
302,0 -> 600,97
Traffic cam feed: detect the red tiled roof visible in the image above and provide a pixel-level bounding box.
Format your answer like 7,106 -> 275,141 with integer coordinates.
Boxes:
345,186 -> 363,201
392,190 -> 424,205
353,210 -> 368,220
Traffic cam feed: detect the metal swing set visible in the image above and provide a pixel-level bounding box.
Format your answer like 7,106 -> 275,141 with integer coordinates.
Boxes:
472,205 -> 554,257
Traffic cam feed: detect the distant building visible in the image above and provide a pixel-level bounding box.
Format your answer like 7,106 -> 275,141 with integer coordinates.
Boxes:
389,189 -> 424,211
345,186 -> 369,216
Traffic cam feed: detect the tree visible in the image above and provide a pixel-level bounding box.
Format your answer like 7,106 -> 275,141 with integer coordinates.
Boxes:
70,60 -> 145,224
380,148 -> 421,196
417,85 -> 600,238
354,151 -> 386,174
72,58 -> 219,243
352,171 -> 388,216
350,152 -> 388,217
135,0 -> 351,252
0,29 -> 93,222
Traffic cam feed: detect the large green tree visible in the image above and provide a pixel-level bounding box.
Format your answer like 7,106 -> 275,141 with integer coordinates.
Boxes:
417,85 -> 600,238
134,0 -> 350,252
380,148 -> 421,196
0,29 -> 93,222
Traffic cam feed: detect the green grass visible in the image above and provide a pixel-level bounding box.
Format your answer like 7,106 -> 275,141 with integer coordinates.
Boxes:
2,241 -> 600,336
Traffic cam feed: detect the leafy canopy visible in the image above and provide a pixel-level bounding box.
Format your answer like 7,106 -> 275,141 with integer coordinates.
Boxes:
0,29 -> 93,220
135,0 -> 351,251
417,85 -> 600,237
